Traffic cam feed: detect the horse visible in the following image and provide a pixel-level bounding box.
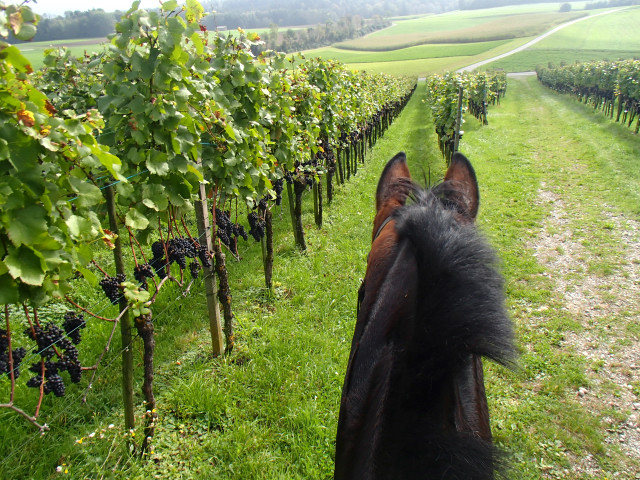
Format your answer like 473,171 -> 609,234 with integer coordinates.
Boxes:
334,152 -> 516,480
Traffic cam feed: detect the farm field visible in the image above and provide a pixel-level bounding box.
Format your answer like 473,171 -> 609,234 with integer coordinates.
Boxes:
486,6 -> 640,72
16,37 -> 109,70
335,11 -> 585,50
311,4 -> 639,76
2,72 -> 640,478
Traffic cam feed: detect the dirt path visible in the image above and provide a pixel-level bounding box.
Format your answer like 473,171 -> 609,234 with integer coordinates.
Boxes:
475,75 -> 640,477
531,184 -> 640,476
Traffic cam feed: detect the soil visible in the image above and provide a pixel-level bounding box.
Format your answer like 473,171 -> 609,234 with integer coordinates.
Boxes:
532,182 -> 640,477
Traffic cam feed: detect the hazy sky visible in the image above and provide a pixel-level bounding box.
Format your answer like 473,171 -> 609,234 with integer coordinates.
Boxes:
25,0 -> 162,17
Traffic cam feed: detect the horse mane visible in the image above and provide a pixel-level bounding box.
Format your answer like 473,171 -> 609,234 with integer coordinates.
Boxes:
335,166 -> 517,480
381,182 -> 516,479
393,183 -> 516,369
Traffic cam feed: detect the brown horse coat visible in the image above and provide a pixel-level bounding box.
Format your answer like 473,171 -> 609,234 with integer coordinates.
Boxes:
334,152 -> 516,479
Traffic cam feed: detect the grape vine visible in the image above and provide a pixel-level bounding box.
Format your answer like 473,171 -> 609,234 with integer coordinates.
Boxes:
537,60 -> 640,133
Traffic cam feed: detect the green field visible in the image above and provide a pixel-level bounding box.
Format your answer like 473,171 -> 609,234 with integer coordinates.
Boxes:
310,4 -> 640,76
486,6 -> 640,71
307,39 -> 509,64
17,37 -> 108,69
336,12 -> 584,50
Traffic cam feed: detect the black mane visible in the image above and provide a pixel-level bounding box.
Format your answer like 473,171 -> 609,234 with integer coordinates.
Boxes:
394,186 -> 516,369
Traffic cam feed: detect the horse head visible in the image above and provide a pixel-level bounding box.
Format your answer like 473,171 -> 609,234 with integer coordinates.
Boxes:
336,152 -> 515,480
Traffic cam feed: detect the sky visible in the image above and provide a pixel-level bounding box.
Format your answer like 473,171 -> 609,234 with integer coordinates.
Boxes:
24,0 -> 162,17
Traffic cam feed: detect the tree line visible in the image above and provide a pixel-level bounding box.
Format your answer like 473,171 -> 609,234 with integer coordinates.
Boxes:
14,9 -> 120,42
253,16 -> 390,54
202,0 -> 458,29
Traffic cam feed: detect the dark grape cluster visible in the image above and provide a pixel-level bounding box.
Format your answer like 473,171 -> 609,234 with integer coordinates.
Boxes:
215,209 -> 247,253
248,212 -> 265,242
198,245 -> 212,268
167,237 -> 197,270
134,263 -> 155,284
233,222 -> 248,242
284,171 -> 294,185
62,311 -> 86,345
151,240 -> 165,259
47,374 -> 65,396
0,330 -> 27,378
25,319 -> 83,397
273,178 -> 284,206
215,208 -> 233,248
25,322 -> 64,354
189,261 -> 201,279
150,241 -> 168,279
99,274 -> 126,304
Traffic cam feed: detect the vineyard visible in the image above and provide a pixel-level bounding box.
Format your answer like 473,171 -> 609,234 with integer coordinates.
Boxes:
4,0 -> 640,477
425,70 -> 507,161
0,0 -> 416,465
537,59 -> 640,133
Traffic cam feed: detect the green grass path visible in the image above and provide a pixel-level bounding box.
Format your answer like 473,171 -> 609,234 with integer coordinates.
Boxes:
461,75 -> 640,478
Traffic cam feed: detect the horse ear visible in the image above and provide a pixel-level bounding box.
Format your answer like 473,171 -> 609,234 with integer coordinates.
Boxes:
443,152 -> 480,220
376,152 -> 412,212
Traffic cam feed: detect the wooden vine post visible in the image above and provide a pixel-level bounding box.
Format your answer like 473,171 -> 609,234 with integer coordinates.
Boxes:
134,312 -> 155,452
313,178 -> 323,228
293,180 -> 308,250
104,185 -> 135,431
264,209 -> 274,290
194,178 -> 224,357
453,85 -> 463,159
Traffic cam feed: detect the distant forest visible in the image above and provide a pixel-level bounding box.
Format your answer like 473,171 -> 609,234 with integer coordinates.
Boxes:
19,0 -> 638,43
201,0 -> 458,29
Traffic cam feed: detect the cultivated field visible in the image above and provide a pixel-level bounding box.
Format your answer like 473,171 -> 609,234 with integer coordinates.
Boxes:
311,3 -> 639,76
486,6 -> 640,71
17,37 -> 108,69
335,12 -> 585,50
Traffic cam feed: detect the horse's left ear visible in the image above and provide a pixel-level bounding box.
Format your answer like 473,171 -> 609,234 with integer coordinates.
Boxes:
443,152 -> 480,221
376,152 -> 413,212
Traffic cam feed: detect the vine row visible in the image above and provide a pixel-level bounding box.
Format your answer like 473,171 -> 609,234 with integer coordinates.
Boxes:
537,59 -> 640,133
425,71 -> 507,161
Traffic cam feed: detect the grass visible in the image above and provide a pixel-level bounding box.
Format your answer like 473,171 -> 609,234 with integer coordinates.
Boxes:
16,37 -> 109,70
307,40 -> 509,64
3,67 -> 640,479
369,3 -> 591,38
335,38 -> 530,76
534,6 -> 640,51
328,4 -> 640,75
462,74 -> 640,478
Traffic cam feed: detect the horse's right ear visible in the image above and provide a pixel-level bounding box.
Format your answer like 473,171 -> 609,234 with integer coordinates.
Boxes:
376,152 -> 412,212
443,152 -> 480,221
